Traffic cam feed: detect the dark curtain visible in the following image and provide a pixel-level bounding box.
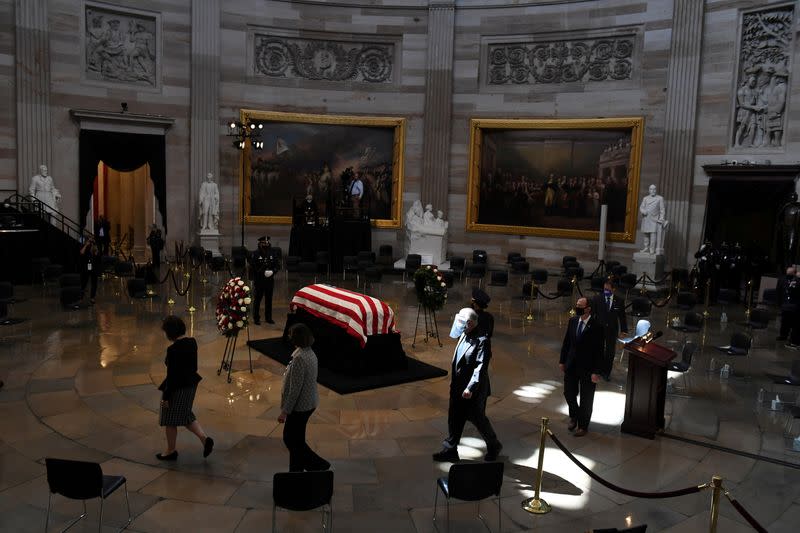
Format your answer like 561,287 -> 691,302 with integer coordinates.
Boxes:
704,177 -> 794,269
79,130 -> 168,233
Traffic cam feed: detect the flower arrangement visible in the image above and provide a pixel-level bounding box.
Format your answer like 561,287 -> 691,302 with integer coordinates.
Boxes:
413,265 -> 448,311
215,277 -> 251,336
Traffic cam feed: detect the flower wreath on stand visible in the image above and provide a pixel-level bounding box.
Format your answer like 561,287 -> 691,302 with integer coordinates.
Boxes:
413,265 -> 448,311
215,277 -> 251,336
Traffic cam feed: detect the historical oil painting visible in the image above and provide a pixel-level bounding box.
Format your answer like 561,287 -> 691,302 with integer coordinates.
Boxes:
466,117 -> 644,242
242,110 -> 405,228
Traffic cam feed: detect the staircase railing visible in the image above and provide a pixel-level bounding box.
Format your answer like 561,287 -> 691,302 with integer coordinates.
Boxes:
2,193 -> 84,242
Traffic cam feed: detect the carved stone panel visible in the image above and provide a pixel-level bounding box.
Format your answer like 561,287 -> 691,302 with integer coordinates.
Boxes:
486,36 -> 634,85
252,34 -> 395,84
83,2 -> 160,89
731,4 -> 794,151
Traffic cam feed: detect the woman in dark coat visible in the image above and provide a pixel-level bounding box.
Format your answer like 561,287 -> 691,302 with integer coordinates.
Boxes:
156,316 -> 213,460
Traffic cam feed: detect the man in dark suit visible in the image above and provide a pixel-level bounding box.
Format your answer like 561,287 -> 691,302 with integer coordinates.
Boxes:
777,266 -> 800,344
591,278 -> 628,380
471,287 -> 494,338
559,297 -> 604,437
433,308 -> 502,462
250,236 -> 279,325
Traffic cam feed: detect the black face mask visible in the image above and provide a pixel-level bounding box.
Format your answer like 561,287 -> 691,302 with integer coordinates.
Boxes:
574,307 -> 586,316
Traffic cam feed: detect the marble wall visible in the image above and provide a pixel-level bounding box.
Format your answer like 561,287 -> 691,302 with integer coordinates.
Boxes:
2,0 -> 797,269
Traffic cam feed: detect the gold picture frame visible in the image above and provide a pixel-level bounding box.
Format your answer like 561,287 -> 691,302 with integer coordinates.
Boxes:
239,109 -> 405,228
466,117 -> 644,242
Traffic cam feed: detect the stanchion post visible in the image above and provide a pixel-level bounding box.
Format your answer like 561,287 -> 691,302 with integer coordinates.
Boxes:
708,475 -> 722,533
522,417 -> 552,514
703,279 -> 711,318
744,279 -> 752,320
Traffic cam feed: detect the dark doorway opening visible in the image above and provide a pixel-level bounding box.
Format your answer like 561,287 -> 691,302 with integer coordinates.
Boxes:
704,177 -> 795,272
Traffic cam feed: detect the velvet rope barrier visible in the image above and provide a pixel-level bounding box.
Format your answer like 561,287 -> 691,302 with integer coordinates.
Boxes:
170,270 -> 192,296
640,289 -> 674,308
533,287 -> 568,301
546,430 -> 704,499
724,491 -> 768,533
643,272 -> 673,286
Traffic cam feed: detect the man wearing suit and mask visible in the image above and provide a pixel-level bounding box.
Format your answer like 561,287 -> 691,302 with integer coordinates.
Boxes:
591,278 -> 628,381
470,287 -> 494,339
433,308 -> 502,462
250,236 -> 279,325
559,297 -> 604,437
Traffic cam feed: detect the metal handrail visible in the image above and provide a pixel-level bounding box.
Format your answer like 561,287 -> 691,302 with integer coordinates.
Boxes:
2,193 -> 84,241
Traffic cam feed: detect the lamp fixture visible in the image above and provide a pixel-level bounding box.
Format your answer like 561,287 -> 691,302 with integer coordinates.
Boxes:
227,117 -> 264,248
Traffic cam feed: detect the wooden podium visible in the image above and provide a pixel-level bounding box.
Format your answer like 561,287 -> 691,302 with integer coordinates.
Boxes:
621,339 -> 676,439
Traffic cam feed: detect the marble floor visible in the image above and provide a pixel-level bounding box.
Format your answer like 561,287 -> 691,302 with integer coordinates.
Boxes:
1,269 -> 799,532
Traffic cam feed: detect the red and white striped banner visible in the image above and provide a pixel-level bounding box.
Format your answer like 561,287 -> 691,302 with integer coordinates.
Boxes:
290,284 -> 397,347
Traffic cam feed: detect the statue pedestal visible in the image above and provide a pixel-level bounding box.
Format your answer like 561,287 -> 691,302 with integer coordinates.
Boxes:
199,230 -> 221,256
407,231 -> 447,266
632,252 -> 664,289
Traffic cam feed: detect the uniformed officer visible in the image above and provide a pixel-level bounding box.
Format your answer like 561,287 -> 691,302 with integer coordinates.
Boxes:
250,236 -> 279,325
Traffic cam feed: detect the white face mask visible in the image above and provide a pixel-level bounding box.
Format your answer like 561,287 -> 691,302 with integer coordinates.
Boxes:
449,309 -> 474,338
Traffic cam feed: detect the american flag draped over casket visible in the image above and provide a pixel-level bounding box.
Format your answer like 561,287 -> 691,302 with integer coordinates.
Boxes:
290,284 -> 398,347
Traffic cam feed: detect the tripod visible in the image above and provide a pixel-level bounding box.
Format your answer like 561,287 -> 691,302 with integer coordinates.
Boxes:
412,304 -> 442,348
217,326 -> 254,383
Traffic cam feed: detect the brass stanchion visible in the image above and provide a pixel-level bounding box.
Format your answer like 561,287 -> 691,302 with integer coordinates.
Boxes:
708,475 -> 722,533
525,281 -> 536,322
522,417 -> 552,514
187,270 -> 196,314
702,279 -> 711,318
744,279 -> 753,320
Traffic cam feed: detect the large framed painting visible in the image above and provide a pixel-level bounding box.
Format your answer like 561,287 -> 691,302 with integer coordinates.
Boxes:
240,109 -> 405,228
466,117 -> 644,242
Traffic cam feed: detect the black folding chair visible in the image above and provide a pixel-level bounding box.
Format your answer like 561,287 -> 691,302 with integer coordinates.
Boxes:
434,461 -> 504,532
272,470 -> 334,532
668,342 -> 696,391
45,457 -> 132,533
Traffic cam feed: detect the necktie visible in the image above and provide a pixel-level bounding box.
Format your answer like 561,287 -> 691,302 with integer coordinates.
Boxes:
607,296 -> 612,310
577,320 -> 585,338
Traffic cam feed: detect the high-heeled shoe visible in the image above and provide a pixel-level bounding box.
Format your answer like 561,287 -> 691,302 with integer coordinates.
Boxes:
203,437 -> 214,458
156,450 -> 178,461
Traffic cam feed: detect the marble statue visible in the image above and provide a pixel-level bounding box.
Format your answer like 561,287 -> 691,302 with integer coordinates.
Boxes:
639,184 -> 668,255
405,200 -> 449,265
198,172 -> 220,233
29,164 -> 61,214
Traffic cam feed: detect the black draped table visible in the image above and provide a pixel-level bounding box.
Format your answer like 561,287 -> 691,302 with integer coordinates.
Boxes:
287,218 -> 370,271
288,225 -> 329,262
282,284 -> 406,375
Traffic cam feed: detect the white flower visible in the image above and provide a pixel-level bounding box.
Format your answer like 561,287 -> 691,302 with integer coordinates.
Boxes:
243,286 -> 250,292
244,297 -> 251,304
236,321 -> 243,328
241,306 -> 246,312
227,323 -> 233,329
441,282 -> 446,287
238,298 -> 243,304
238,280 -> 244,286
426,265 -> 431,270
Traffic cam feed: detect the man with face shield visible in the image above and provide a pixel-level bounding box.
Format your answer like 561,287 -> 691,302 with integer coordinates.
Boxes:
432,308 -> 502,462
559,297 -> 604,437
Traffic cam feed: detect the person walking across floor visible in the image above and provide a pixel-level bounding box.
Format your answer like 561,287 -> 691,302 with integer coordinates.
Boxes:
559,297 -> 604,437
591,278 -> 628,380
433,308 -> 502,462
156,316 -> 213,460
147,225 -> 164,269
278,323 -> 330,472
79,234 -> 101,304
250,236 -> 278,325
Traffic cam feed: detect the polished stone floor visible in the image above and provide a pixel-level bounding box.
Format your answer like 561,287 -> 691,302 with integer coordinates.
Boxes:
1,268 -> 799,532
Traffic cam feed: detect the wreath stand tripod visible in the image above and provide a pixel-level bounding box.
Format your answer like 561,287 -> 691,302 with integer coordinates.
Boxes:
217,326 -> 254,383
412,304 -> 442,348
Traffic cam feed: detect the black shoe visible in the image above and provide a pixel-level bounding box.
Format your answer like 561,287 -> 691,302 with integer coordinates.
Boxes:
574,428 -> 588,437
485,442 -> 503,461
253,320 -> 261,325
432,448 -> 460,462
156,451 -> 178,461
266,319 -> 275,324
203,437 -> 214,458
568,418 -> 577,431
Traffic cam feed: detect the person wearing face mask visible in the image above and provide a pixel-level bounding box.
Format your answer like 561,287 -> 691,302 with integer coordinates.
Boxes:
559,297 -> 604,436
432,308 -> 502,462
591,278 -> 628,381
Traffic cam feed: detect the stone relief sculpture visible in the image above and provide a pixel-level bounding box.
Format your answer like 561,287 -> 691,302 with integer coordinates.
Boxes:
85,5 -> 158,87
198,173 -> 220,233
732,4 -> 794,149
487,36 -> 634,85
253,34 -> 394,83
406,200 -> 448,238
29,164 -> 61,214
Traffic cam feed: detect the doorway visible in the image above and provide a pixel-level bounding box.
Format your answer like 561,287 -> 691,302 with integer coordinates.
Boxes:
92,161 -> 158,261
